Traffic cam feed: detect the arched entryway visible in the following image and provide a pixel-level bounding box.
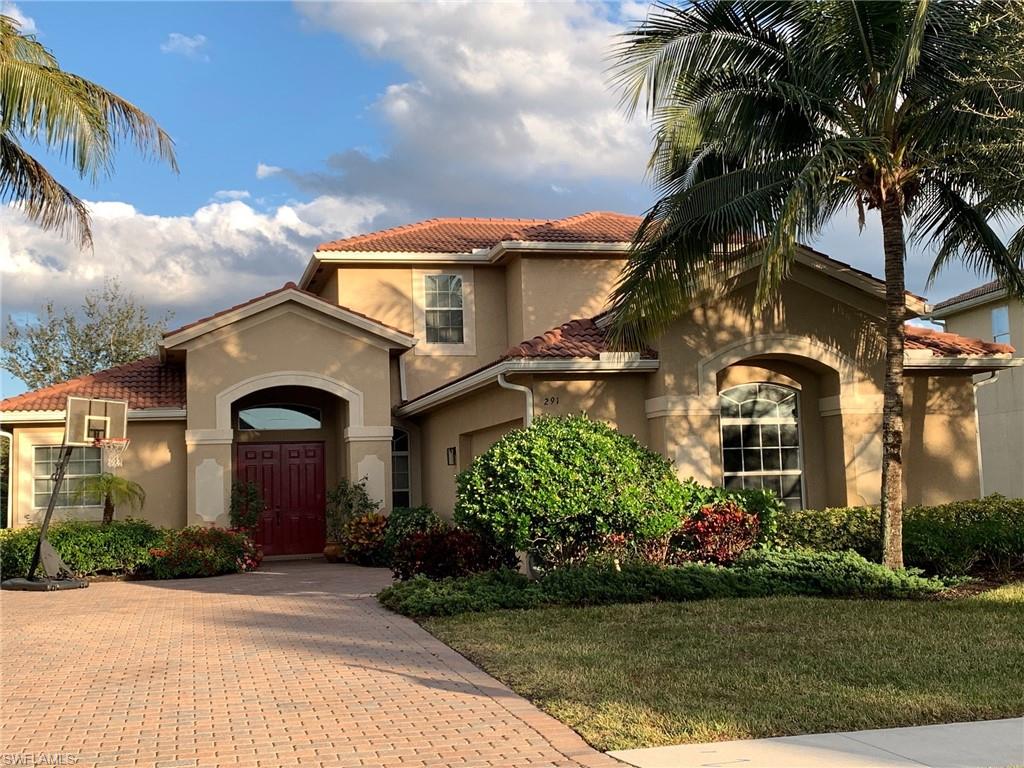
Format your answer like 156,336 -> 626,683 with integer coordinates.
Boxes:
232,386 -> 345,556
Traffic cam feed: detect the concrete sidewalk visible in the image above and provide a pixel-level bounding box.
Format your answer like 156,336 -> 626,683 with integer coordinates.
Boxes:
609,717 -> 1024,768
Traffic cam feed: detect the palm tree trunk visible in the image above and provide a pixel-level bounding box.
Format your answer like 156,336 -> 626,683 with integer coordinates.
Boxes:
879,195 -> 906,570
102,493 -> 114,525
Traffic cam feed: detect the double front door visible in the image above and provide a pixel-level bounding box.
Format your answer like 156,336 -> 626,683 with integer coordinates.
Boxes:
235,442 -> 325,556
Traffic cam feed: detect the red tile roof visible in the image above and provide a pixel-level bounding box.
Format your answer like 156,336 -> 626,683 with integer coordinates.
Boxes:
0,357 -> 185,413
502,316 -> 655,360
316,212 -> 643,253
932,280 -> 1004,312
163,282 -> 413,339
905,325 -> 1014,356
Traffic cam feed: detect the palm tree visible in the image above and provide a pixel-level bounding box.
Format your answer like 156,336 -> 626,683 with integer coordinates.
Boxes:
1,14 -> 177,247
610,1 -> 1024,568
77,473 -> 146,525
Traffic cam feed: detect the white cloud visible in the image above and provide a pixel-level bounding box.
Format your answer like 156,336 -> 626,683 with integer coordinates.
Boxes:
211,189 -> 251,201
0,196 -> 386,323
160,32 -> 209,61
256,162 -> 282,179
1,1 -> 36,34
290,1 -> 651,212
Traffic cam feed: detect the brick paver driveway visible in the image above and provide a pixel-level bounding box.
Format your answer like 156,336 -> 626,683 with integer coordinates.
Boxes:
1,562 -> 619,768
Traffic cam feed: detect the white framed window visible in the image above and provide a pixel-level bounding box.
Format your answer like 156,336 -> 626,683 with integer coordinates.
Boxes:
413,267 -> 476,356
33,446 -> 102,508
720,383 -> 804,510
391,428 -> 411,508
992,305 -> 1011,345
424,275 -> 464,344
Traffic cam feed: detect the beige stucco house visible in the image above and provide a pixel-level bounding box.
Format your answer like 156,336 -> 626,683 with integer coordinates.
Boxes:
2,212 -> 1019,554
928,282 -> 1024,498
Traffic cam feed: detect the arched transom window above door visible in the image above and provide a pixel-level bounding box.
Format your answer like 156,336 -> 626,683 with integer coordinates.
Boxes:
238,404 -> 322,430
720,383 -> 803,510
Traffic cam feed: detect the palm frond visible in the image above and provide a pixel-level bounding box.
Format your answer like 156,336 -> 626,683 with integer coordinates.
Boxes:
0,133 -> 91,247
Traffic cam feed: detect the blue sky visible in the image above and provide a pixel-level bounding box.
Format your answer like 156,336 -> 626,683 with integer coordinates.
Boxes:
0,1 -> 986,398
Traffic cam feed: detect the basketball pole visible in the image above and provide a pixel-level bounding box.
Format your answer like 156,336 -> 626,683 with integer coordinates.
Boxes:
25,444 -> 74,581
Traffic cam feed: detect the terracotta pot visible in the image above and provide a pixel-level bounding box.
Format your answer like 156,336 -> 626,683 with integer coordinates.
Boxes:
323,541 -> 343,563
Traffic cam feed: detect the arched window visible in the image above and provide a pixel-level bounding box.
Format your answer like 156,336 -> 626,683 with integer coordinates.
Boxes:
392,428 -> 411,508
238,404 -> 321,430
720,383 -> 803,509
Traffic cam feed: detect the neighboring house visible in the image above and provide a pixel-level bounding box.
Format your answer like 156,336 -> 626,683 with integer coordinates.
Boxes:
1,212 -> 1018,555
929,282 -> 1024,498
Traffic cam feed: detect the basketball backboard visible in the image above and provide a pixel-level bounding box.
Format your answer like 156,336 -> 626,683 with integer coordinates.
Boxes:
65,397 -> 128,446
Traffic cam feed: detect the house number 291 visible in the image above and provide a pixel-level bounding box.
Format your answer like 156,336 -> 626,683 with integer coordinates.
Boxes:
543,396 -> 560,406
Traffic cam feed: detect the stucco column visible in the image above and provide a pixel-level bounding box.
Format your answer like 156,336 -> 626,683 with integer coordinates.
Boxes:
344,427 -> 393,511
185,429 -> 233,526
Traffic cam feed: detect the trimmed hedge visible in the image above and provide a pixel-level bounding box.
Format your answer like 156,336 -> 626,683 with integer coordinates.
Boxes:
378,549 -> 949,617
0,519 -> 163,580
455,415 -> 686,567
774,495 -> 1024,575
383,506 -> 445,559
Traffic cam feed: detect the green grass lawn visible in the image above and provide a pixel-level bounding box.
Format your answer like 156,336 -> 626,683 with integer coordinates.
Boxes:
424,583 -> 1024,752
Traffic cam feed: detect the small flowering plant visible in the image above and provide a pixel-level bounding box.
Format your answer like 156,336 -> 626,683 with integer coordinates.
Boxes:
149,526 -> 262,579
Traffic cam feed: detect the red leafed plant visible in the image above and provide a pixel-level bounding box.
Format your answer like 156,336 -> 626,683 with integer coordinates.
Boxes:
676,501 -> 760,566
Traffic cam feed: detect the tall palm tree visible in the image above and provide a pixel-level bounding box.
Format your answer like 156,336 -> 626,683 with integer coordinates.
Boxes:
610,0 -> 1024,568
77,472 -> 146,525
0,14 -> 177,247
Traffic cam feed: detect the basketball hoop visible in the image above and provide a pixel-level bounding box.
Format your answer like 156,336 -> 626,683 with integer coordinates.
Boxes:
95,437 -> 131,468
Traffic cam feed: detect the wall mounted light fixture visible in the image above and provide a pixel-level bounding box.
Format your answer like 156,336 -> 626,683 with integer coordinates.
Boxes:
446,447 -> 457,466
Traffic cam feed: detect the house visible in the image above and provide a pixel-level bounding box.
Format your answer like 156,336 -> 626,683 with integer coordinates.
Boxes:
928,282 -> 1024,498
2,212 -> 1019,555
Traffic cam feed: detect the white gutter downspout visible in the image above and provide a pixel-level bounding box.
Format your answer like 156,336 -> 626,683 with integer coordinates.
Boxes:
1,430 -> 12,529
497,373 -> 534,428
972,371 -> 999,496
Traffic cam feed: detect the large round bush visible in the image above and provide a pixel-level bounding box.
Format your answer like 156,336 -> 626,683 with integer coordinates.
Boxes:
454,415 -> 685,564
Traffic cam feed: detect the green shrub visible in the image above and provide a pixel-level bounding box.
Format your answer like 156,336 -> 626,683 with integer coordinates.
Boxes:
774,505 -> 881,559
733,548 -> 949,598
772,495 -> 1024,576
391,528 -> 507,580
0,519 -> 163,580
383,505 -> 445,558
339,512 -> 390,566
229,481 -> 264,533
326,478 -> 380,542
149,526 -> 260,579
377,550 -> 947,617
455,415 -> 686,567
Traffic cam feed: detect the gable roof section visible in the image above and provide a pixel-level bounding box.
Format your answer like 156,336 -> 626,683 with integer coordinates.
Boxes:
930,280 -> 1008,317
0,357 -> 186,415
161,282 -> 415,350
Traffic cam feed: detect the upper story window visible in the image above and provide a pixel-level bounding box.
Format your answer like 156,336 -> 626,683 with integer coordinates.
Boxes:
34,446 -> 102,508
992,305 -> 1011,345
720,383 -> 804,510
238,404 -> 321,430
424,274 -> 464,343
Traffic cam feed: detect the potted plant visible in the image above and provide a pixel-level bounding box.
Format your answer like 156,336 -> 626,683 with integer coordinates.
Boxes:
325,477 -> 380,563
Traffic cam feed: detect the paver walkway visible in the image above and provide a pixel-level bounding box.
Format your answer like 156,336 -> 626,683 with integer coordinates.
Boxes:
1,561 -> 619,768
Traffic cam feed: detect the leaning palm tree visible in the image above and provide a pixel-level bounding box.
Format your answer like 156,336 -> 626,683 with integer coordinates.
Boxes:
610,1 -> 1024,568
76,473 -> 146,525
0,14 -> 177,247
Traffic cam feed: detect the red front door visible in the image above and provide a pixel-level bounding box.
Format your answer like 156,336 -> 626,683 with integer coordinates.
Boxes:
236,442 -> 325,556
